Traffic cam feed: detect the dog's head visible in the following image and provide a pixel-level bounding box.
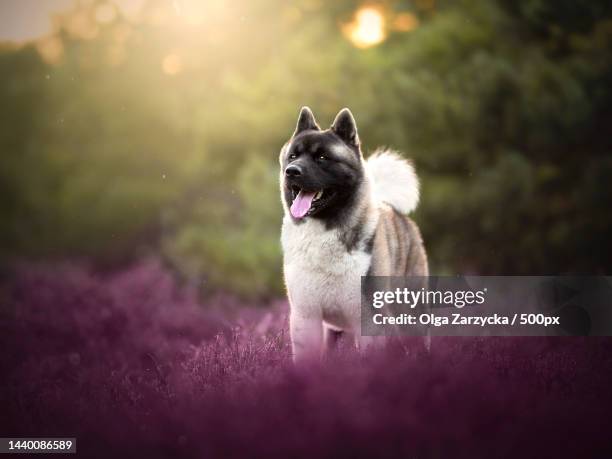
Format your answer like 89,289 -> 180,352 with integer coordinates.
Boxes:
280,107 -> 364,221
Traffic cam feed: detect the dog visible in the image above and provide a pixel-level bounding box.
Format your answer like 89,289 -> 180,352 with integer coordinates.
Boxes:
279,107 -> 428,362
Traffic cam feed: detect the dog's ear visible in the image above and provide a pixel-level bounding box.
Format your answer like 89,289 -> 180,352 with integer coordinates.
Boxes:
331,108 -> 359,148
293,106 -> 320,136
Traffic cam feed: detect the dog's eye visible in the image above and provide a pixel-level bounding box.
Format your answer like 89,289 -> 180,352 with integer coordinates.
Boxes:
288,153 -> 297,160
317,155 -> 327,161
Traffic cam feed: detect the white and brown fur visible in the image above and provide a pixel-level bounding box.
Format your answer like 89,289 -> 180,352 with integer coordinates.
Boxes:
280,107 -> 428,363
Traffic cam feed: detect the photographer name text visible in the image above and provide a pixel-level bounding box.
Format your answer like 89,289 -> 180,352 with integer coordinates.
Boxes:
372,312 -> 560,328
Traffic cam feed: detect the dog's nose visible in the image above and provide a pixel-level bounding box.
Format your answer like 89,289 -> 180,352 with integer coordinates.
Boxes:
285,165 -> 302,177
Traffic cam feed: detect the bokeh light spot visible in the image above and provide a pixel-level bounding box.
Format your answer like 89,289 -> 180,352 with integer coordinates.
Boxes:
393,12 -> 419,32
343,7 -> 386,48
95,3 -> 117,25
66,10 -> 99,40
36,36 -> 64,65
162,54 -> 183,75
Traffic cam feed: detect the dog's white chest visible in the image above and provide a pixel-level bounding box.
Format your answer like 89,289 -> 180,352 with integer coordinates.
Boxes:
281,217 -> 371,327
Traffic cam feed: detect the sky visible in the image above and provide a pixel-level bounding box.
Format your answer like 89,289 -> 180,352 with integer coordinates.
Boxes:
0,0 -> 74,42
0,0 -> 146,42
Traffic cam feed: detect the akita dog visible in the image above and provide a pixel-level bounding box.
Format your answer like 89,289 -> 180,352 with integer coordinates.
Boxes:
279,107 -> 428,362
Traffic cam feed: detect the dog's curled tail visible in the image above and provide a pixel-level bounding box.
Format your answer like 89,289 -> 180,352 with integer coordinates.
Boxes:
366,149 -> 420,214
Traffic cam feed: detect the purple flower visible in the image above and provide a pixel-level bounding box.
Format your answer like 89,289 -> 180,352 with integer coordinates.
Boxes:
1,260 -> 611,458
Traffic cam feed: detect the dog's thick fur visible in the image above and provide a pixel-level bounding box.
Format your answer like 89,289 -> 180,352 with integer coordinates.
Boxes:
280,107 -> 428,362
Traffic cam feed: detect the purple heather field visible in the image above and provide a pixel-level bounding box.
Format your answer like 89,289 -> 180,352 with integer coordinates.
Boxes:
1,259 -> 611,458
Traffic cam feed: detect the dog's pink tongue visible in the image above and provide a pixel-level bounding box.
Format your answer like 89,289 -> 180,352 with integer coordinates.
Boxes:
290,190 -> 316,219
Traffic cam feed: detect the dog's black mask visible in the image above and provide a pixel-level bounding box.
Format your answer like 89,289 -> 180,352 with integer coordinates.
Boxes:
280,107 -> 364,223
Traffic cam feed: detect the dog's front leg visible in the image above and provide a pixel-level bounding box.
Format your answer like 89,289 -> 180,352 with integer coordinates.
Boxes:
290,309 -> 323,364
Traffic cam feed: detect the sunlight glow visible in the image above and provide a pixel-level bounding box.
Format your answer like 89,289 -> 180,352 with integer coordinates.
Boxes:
114,0 -> 145,19
173,0 -> 206,26
173,0 -> 228,27
343,7 -> 386,49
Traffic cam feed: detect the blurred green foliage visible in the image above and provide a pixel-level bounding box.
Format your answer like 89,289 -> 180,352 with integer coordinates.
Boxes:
1,0 -> 611,297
